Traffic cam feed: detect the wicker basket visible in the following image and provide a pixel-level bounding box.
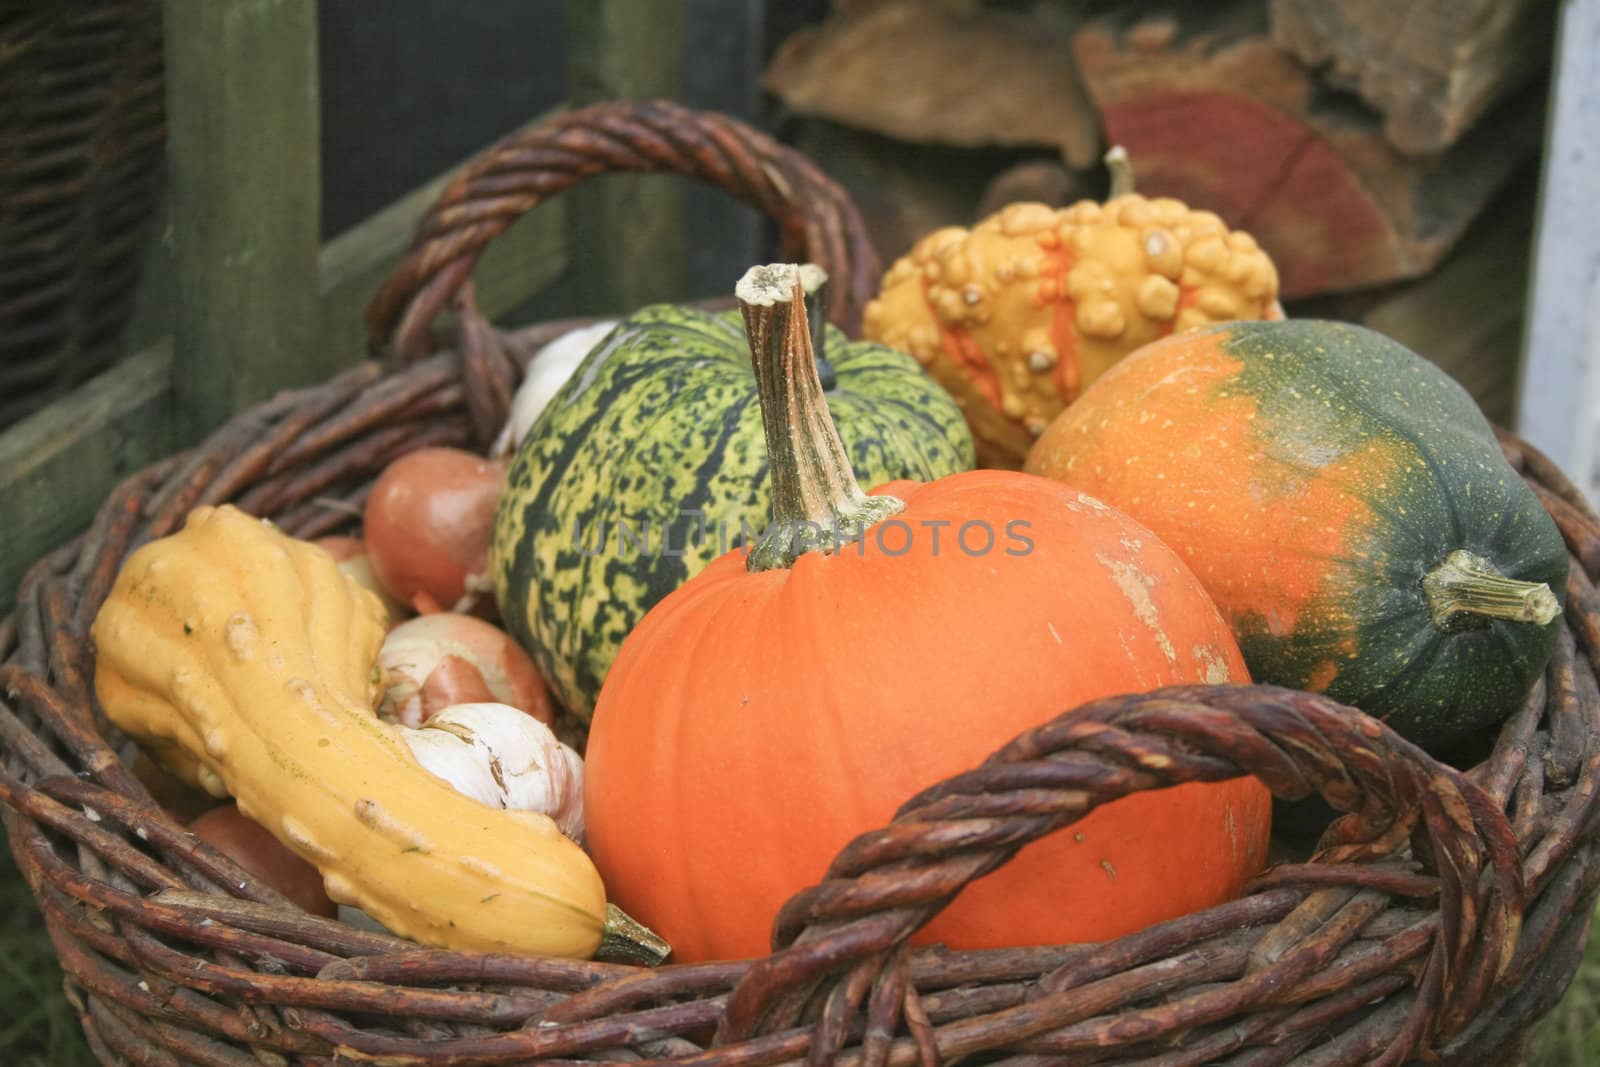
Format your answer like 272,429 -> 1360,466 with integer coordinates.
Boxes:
3,100 -> 1598,1067
0,1 -> 165,429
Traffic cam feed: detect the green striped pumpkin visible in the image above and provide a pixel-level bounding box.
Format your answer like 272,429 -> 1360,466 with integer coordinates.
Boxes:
491,304 -> 976,718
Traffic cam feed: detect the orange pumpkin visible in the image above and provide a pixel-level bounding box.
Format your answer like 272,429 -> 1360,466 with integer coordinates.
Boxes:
582,264 -> 1271,963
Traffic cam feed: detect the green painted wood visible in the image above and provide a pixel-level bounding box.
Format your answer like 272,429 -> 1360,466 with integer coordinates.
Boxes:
163,0 -> 325,444
0,117 -> 575,619
0,342 -> 175,617
5,0 -> 706,617
566,0 -> 688,316
0,186 -> 573,619
124,190 -> 173,354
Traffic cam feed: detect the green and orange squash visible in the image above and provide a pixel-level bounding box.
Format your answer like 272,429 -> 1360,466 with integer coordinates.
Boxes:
583,264 -> 1271,963
1027,319 -> 1569,753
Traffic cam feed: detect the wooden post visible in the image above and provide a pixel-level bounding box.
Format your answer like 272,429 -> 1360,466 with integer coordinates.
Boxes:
0,110 -> 574,619
566,0 -> 687,316
163,0 -> 326,443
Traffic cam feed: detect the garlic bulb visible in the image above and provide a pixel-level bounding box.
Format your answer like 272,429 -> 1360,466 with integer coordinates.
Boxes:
492,319 -> 619,457
401,702 -> 585,840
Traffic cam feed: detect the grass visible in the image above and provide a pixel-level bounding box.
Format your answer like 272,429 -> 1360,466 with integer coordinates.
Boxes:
1533,930 -> 1600,1067
1,834 -> 1596,1065
0,843 -> 95,1067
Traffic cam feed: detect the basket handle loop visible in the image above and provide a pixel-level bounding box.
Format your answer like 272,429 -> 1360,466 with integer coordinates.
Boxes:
365,99 -> 882,372
719,684 -> 1525,1065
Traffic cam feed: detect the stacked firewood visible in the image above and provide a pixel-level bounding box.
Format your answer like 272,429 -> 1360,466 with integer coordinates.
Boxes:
764,0 -> 1555,424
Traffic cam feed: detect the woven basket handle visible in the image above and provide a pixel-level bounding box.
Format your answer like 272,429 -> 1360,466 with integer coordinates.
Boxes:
720,684 -> 1524,1064
366,99 -> 881,370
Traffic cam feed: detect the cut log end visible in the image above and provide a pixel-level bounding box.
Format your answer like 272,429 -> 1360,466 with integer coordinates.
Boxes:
1072,3 -> 1542,300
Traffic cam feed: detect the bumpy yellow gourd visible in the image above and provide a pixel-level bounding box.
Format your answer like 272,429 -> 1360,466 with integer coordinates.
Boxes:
91,505 -> 606,959
863,163 -> 1282,467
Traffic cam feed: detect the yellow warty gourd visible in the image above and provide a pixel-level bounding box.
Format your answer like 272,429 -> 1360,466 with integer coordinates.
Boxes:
91,504 -> 607,959
863,155 -> 1283,467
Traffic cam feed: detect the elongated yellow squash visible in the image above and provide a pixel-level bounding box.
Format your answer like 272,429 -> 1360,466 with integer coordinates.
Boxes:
91,504 -> 606,958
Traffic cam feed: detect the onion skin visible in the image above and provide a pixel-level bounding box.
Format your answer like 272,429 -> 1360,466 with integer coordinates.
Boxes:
378,612 -> 554,728
314,536 -> 363,561
418,655 -> 499,710
190,805 -> 337,917
314,535 -> 410,625
132,751 -> 220,822
364,448 -> 507,615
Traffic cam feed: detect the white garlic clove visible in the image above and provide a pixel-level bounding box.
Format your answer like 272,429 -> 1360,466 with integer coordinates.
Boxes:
399,702 -> 586,841
492,320 -> 620,458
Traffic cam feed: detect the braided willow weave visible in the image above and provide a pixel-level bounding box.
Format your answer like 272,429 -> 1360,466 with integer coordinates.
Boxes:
2,101 -> 1598,1067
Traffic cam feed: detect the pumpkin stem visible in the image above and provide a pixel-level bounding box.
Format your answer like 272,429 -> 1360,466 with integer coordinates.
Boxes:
1105,145 -> 1136,198
737,264 -> 905,573
1422,550 -> 1561,629
596,903 -> 672,966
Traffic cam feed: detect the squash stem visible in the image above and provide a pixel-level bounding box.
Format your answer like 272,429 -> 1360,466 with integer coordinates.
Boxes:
800,263 -> 837,392
737,264 -> 905,573
1422,550 -> 1561,628
596,903 -> 672,966
1105,145 -> 1136,198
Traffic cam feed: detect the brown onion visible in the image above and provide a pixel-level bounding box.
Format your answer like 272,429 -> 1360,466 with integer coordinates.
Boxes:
363,448 -> 506,615
314,535 -> 363,561
314,535 -> 410,625
131,751 -> 220,823
377,612 -> 554,728
190,805 -> 335,917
